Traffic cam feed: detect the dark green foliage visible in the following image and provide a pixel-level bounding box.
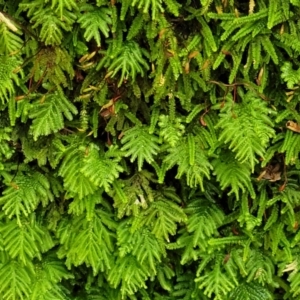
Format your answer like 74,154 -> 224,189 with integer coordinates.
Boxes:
1,0 -> 300,299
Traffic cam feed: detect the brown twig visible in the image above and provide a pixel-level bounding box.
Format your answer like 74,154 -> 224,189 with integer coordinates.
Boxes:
208,80 -> 269,101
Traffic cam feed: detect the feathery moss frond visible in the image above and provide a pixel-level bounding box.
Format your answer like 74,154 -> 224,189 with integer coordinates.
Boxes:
121,126 -> 160,171
216,93 -> 275,171
212,151 -> 255,200
78,6 -> 111,46
163,134 -> 212,190
29,91 -> 78,140
0,56 -> 21,104
57,209 -> 117,275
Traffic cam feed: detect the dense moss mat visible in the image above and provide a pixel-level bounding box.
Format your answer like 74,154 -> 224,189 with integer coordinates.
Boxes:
0,0 -> 300,299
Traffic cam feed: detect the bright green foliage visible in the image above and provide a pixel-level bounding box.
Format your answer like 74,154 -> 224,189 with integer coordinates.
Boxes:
195,253 -> 236,299
0,127 -> 14,168
0,22 -> 23,55
108,254 -> 150,297
0,56 -> 21,103
106,41 -> 149,86
212,152 -> 255,200
80,144 -> 123,192
185,199 -> 224,244
56,208 -> 116,274
215,93 -> 275,171
131,194 -> 186,241
1,0 -> 300,299
163,135 -> 212,190
281,62 -> 300,89
157,115 -> 185,147
29,91 -> 78,140
117,221 -> 166,273
78,6 -> 111,46
229,282 -> 272,300
59,140 -> 99,199
0,212 -> 53,261
0,258 -> 33,299
121,126 -> 160,171
30,252 -> 74,300
0,169 -> 53,219
169,198 -> 224,264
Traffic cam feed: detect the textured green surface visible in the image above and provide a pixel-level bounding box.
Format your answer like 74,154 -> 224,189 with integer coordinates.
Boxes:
0,0 -> 300,299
